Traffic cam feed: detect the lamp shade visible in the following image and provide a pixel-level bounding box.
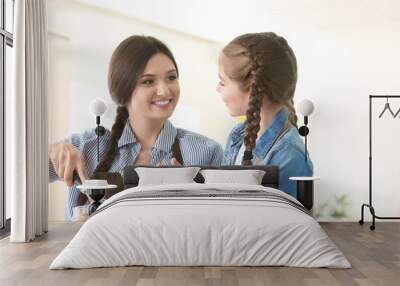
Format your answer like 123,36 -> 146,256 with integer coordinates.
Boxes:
89,98 -> 107,117
298,99 -> 314,116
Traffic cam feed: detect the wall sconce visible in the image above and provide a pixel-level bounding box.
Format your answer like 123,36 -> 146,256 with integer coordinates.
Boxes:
297,99 -> 314,162
89,98 -> 107,163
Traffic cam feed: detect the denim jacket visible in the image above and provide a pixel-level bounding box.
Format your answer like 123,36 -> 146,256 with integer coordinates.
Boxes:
222,107 -> 313,198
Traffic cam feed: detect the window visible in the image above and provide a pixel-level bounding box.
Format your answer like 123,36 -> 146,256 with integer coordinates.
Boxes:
0,0 -> 14,237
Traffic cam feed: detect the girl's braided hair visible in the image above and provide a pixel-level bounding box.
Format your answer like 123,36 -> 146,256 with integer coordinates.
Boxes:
221,32 -> 298,165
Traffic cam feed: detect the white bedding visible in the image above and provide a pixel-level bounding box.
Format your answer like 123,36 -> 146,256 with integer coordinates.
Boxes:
50,183 -> 351,269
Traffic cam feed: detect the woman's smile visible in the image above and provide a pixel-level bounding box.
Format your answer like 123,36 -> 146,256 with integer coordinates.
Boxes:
151,98 -> 173,108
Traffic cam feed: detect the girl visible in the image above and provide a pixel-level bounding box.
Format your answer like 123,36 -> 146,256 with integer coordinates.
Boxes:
217,32 -> 313,198
49,35 -> 223,221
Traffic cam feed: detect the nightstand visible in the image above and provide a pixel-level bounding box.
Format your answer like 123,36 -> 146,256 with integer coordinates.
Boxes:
289,177 -> 320,210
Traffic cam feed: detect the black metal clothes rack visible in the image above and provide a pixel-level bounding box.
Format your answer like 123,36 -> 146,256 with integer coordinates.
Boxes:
359,95 -> 400,230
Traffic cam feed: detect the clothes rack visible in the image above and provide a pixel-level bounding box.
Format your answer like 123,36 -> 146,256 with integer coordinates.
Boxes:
359,95 -> 400,230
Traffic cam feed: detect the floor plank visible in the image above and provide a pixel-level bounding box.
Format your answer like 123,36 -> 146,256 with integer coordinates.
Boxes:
0,222 -> 399,286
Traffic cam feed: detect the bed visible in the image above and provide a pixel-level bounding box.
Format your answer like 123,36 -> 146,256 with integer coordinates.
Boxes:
49,165 -> 350,269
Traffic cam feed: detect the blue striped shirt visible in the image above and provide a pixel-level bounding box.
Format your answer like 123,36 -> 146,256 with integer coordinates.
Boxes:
49,120 -> 223,221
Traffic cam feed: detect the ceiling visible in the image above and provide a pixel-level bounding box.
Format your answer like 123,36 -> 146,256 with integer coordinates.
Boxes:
73,0 -> 400,43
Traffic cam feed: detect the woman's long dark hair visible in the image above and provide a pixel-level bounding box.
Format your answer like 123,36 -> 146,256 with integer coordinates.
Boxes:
77,36 -> 179,206
94,35 -> 179,173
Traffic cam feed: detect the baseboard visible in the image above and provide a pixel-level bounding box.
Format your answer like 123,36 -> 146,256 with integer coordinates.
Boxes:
0,218 -> 11,239
317,218 -> 357,222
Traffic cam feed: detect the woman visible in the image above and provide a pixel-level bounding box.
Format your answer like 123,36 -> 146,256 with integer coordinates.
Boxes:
49,35 -> 223,221
217,32 -> 313,198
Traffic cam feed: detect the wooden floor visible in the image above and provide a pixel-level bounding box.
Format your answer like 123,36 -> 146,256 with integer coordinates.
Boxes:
0,222 -> 399,286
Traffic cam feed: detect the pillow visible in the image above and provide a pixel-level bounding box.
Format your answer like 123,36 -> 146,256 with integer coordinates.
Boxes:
200,169 -> 266,185
135,167 -> 201,186
124,165 -> 279,189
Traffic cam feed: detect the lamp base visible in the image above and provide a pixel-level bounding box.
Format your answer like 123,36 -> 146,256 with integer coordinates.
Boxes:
86,188 -> 106,215
95,126 -> 106,136
298,126 -> 309,136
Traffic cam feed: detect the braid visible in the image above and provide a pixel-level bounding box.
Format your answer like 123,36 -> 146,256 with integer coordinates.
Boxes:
242,87 -> 263,165
276,34 -> 298,128
222,32 -> 298,166
285,98 -> 298,128
242,55 -> 265,165
93,106 -> 129,173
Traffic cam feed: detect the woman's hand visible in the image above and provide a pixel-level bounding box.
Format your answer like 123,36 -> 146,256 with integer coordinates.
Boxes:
49,143 -> 89,187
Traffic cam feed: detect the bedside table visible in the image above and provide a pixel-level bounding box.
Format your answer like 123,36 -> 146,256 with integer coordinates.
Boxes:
289,177 -> 320,210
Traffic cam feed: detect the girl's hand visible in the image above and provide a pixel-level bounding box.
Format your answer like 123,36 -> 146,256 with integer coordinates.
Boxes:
155,158 -> 181,166
49,143 -> 89,187
170,158 -> 181,166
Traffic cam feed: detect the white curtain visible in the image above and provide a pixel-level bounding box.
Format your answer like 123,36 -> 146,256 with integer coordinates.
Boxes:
10,0 -> 49,242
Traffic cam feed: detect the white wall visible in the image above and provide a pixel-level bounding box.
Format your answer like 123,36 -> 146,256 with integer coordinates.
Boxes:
76,0 -> 400,44
47,0 -> 400,221
47,33 -> 71,221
